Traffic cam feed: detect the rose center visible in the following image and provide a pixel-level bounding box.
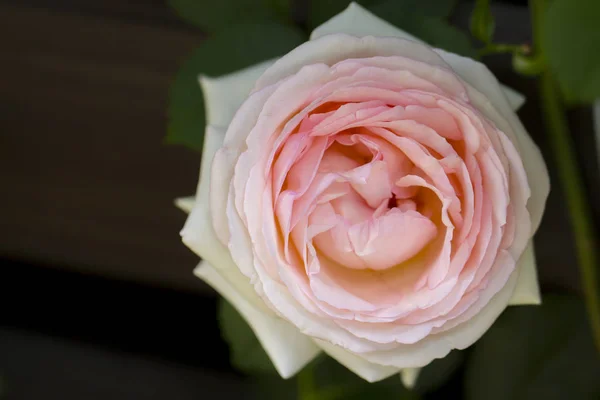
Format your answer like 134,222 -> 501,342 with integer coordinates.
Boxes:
307,132 -> 439,271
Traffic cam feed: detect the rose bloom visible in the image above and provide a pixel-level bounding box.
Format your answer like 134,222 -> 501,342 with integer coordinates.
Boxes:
176,3 -> 549,387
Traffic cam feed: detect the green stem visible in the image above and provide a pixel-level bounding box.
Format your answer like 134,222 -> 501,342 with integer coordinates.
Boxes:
529,0 -> 600,353
530,0 -> 546,52
514,0 -> 546,77
539,73 -> 600,352
297,364 -> 316,400
297,363 -> 349,400
512,52 -> 545,76
478,43 -> 527,57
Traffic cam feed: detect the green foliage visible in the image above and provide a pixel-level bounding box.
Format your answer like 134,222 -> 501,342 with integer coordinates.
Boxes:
266,0 -> 293,21
166,22 -> 306,151
470,0 -> 495,44
542,0 -> 600,103
369,1 -> 477,58
218,298 -> 278,375
372,0 -> 458,20
404,0 -> 457,19
416,17 -> 478,58
166,54 -> 205,152
168,0 -> 291,32
465,295 -> 600,400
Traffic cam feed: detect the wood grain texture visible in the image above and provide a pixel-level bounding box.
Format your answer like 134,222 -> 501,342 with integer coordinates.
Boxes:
0,328 -> 248,399
0,3 -> 208,291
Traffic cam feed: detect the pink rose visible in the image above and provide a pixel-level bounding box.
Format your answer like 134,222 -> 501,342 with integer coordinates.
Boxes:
177,3 -> 549,387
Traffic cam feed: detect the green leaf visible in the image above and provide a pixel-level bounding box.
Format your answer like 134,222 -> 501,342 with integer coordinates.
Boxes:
166,22 -> 306,151
542,0 -> 600,103
218,298 -> 278,375
368,2 -> 477,58
378,0 -> 458,19
470,0 -> 495,44
418,17 -> 479,58
267,0 -> 294,22
465,295 -> 600,400
414,350 -> 464,394
165,59 -> 205,152
168,0 -> 291,32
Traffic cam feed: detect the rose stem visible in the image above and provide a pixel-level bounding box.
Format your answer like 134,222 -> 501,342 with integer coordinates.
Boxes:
539,73 -> 600,352
297,360 -> 351,400
530,0 -> 600,352
297,363 -> 316,400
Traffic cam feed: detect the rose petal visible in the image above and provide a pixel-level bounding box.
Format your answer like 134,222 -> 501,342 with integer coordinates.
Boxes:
358,264 -> 519,368
314,208 -> 437,271
210,88 -> 278,245
254,35 -> 450,92
174,196 -> 195,214
401,367 -> 421,389
507,241 -> 542,305
183,7 -> 550,380
194,262 -> 321,378
502,84 -> 526,111
199,58 -> 275,128
314,338 -> 400,383
181,126 -> 233,269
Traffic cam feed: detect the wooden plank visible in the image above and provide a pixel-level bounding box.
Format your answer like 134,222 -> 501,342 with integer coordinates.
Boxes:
0,328 -> 247,399
0,0 -> 191,28
0,4 -> 209,291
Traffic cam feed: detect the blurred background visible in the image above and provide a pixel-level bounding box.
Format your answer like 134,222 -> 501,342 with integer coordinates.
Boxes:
0,0 -> 598,399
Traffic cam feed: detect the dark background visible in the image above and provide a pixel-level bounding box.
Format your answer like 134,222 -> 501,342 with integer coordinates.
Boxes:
0,0 -> 597,398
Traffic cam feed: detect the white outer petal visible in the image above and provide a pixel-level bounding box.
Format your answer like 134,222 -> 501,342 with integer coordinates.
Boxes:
309,2 -> 526,111
314,339 -> 399,383
179,126 -> 267,310
195,261 -> 321,378
400,368 -> 421,389
502,84 -> 526,111
180,126 -> 230,267
199,58 -> 275,128
508,241 -> 542,305
175,196 -> 195,214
